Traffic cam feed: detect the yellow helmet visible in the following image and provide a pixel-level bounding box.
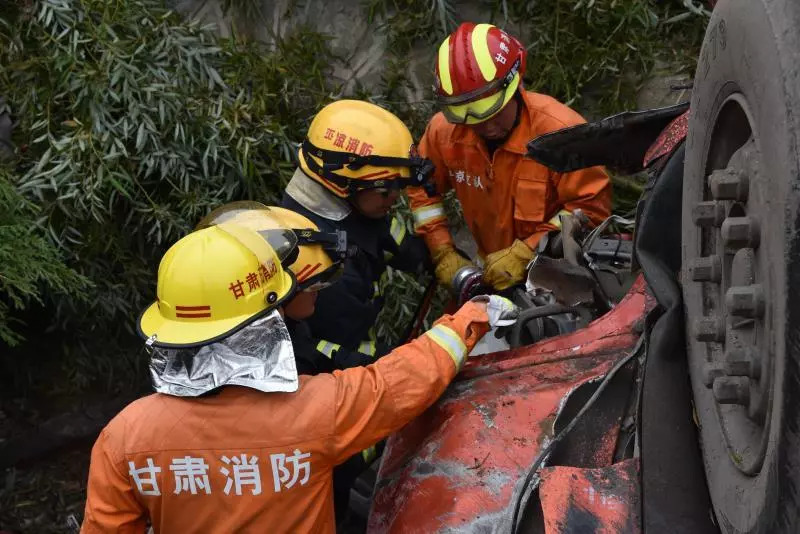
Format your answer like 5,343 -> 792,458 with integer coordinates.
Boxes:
196,201 -> 349,292
298,100 -> 435,198
137,223 -> 296,348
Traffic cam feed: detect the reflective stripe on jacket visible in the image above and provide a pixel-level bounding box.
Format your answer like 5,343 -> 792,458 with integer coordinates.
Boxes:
408,90 -> 611,257
80,302 -> 489,534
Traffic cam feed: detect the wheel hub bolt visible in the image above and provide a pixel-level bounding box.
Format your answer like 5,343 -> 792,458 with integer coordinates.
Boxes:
695,317 -> 725,342
725,284 -> 765,318
709,168 -> 749,201
692,201 -> 726,227
712,376 -> 750,406
721,216 -> 760,250
724,347 -> 761,379
702,363 -> 725,387
689,255 -> 722,282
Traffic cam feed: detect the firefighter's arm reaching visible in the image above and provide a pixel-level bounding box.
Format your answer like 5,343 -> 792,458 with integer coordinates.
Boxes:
328,300 -> 490,464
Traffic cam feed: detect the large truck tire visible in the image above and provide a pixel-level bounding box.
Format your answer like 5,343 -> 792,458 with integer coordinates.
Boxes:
682,0 -> 800,532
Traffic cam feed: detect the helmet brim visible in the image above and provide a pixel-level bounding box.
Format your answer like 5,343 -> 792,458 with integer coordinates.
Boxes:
137,270 -> 296,348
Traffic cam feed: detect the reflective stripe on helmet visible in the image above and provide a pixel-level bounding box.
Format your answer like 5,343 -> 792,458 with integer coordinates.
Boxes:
437,36 -> 453,95
471,23 -> 497,82
547,209 -> 573,229
425,324 -> 467,370
316,340 -> 341,359
358,340 -> 377,357
390,217 -> 407,246
412,204 -> 446,228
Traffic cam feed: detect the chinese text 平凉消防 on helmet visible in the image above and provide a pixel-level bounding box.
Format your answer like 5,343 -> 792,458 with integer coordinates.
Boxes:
298,100 -> 435,198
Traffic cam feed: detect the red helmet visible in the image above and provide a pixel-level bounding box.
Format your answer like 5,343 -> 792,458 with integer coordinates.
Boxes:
434,23 -> 526,125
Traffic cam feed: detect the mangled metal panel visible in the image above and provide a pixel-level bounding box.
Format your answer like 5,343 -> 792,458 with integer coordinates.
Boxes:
538,460 -> 640,534
367,278 -> 653,533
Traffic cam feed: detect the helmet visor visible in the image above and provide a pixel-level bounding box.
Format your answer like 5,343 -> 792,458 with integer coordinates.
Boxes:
199,204 -> 300,268
301,140 -> 435,194
437,57 -> 521,125
345,146 -> 435,193
195,200 -> 273,228
441,86 -> 508,125
214,221 -> 298,270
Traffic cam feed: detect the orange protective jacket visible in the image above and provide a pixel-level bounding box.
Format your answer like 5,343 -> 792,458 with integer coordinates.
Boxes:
80,303 -> 488,534
408,90 -> 611,257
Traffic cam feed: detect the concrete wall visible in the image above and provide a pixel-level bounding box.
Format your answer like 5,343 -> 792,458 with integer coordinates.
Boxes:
169,0 -> 689,112
170,0 -> 435,102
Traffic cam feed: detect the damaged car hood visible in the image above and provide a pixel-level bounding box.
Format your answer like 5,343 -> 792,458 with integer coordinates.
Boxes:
368,277 -> 654,533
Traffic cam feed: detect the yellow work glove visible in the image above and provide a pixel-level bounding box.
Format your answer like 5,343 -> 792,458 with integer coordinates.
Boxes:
483,239 -> 535,290
431,244 -> 474,289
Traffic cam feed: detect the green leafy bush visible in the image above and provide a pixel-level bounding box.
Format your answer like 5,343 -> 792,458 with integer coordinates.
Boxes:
0,177 -> 90,346
0,0 -> 334,393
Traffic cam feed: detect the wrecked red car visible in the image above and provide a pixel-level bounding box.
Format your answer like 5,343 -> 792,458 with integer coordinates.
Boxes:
363,0 -> 800,532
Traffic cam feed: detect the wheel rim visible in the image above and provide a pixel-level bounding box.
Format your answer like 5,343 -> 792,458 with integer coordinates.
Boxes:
688,93 -> 774,475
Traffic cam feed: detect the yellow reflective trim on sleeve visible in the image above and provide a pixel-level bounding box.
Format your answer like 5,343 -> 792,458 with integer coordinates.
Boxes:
412,204 -> 446,228
390,217 -> 407,246
425,324 -> 467,370
362,445 -> 377,464
471,23 -> 497,82
315,340 -> 341,359
437,37 -> 453,95
358,340 -> 377,357
547,209 -> 573,229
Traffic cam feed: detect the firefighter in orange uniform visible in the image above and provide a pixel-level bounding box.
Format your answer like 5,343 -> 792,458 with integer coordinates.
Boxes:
193,201 -> 389,524
408,22 -> 612,291
80,214 -> 518,532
